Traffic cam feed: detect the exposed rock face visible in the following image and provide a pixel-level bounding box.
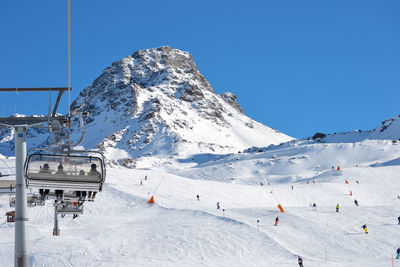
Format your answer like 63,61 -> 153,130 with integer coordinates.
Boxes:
220,92 -> 244,114
0,46 -> 293,162
312,132 -> 326,140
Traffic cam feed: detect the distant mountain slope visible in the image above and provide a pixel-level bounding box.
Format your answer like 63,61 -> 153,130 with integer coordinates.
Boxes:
314,114 -> 400,143
0,121 -> 52,156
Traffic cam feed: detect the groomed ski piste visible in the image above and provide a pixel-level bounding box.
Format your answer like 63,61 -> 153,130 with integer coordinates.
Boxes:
1,139 -> 400,266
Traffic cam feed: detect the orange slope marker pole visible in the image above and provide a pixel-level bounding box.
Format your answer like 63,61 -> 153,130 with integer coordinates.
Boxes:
148,176 -> 166,204
277,204 -> 285,213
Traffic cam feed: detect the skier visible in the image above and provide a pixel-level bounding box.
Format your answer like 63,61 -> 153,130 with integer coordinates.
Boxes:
397,216 -> 400,225
307,180 -> 309,184
396,248 -> 400,259
336,203 -> 339,212
312,203 -> 318,211
354,199 -> 359,206
356,180 -> 359,184
298,256 -> 303,267
260,182 -> 263,186
275,216 -> 279,226
291,185 -> 294,190
72,214 -> 78,219
312,180 -> 315,184
361,224 -> 368,234
196,194 -> 200,201
144,175 -> 148,180
217,202 -> 220,209
140,180 -> 143,186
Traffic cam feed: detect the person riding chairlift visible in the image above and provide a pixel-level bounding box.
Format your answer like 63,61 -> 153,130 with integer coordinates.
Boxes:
88,163 -> 100,177
55,164 -> 66,199
56,164 -> 66,175
76,170 -> 88,200
39,163 -> 51,198
88,164 -> 100,200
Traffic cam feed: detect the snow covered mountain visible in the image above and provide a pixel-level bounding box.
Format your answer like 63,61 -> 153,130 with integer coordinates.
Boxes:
0,119 -> 54,156
311,114 -> 400,143
67,46 -> 293,165
0,47 -> 292,162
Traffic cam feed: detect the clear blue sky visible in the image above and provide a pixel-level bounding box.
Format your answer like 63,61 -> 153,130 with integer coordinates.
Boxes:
0,1 -> 399,138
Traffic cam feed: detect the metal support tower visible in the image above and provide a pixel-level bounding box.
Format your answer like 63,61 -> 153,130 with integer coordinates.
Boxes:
53,204 -> 60,236
14,126 -> 28,267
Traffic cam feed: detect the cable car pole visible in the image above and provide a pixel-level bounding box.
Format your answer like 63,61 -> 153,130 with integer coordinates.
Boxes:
53,203 -> 60,236
14,126 -> 29,267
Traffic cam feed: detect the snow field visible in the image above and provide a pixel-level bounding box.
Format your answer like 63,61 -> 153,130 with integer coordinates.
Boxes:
1,139 -> 400,266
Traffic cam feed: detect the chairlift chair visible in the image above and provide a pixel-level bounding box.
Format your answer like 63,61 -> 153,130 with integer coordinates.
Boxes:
32,194 -> 45,206
56,201 -> 83,214
25,152 -> 106,193
9,193 -> 38,207
6,210 -> 15,223
9,195 -> 15,207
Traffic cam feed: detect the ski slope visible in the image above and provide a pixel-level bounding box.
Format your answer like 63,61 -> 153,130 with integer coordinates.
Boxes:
1,139 -> 400,266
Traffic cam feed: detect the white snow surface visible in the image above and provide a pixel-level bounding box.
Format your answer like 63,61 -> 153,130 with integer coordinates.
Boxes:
2,137 -> 400,266
319,114 -> 400,143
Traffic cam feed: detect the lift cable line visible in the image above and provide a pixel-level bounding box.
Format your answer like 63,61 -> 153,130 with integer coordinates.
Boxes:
68,0 -> 71,119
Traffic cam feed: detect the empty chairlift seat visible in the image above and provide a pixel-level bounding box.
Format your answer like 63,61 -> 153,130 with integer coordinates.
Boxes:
25,153 -> 105,192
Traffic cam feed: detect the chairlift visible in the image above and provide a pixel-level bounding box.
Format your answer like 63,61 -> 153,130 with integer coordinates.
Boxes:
25,152 -> 106,192
56,201 -> 83,214
9,193 -> 38,208
33,194 -> 46,206
6,210 -> 15,223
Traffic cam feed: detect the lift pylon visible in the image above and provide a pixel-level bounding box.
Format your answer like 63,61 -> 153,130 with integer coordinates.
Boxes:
0,87 -> 71,267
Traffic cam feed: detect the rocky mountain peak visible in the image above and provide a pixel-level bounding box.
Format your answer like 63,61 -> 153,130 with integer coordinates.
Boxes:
0,47 -> 293,163
71,46 -> 216,118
